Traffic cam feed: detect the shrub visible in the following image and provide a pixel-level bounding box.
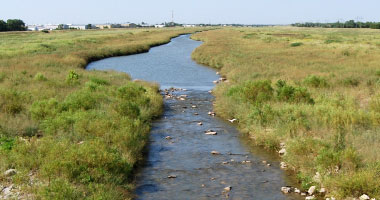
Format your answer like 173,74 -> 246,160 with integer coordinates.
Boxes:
0,137 -> 14,150
303,75 -> 329,88
22,126 -> 39,137
227,80 -> 273,104
0,90 -> 25,115
34,73 -> 47,81
290,42 -> 303,47
375,70 -> 380,76
66,70 -> 80,84
62,91 -> 99,111
275,80 -> 314,104
30,98 -> 60,120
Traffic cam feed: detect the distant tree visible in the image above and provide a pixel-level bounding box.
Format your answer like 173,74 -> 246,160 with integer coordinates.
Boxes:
6,19 -> 26,31
87,24 -> 93,29
0,20 -> 7,31
57,24 -> 65,30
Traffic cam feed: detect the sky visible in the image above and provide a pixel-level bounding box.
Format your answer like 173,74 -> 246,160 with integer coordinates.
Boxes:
1,0 -> 379,25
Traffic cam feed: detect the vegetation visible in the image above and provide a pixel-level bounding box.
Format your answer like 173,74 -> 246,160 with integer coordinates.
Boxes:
0,19 -> 26,32
293,20 -> 380,29
0,27 -> 206,199
192,27 -> 380,199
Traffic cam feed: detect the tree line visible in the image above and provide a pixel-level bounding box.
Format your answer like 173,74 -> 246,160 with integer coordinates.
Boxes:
292,20 -> 380,29
0,19 -> 26,32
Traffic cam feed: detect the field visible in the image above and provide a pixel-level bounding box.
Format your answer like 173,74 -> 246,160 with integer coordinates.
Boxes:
192,27 -> 380,199
0,27 -> 205,199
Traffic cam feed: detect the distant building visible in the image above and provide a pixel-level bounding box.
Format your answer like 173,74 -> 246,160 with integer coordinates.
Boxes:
183,24 -> 196,28
155,24 -> 165,28
121,23 -> 137,28
69,25 -> 88,30
96,24 -> 111,29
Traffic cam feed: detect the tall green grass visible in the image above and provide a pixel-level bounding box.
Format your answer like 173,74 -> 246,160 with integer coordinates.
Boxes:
191,27 -> 380,199
0,27 -> 206,199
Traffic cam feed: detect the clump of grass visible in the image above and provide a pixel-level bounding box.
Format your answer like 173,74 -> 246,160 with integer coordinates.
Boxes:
290,42 -> 303,47
34,73 -> 47,81
303,75 -> 329,88
343,77 -> 360,87
66,70 -> 80,84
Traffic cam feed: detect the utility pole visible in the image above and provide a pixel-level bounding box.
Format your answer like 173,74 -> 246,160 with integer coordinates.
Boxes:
172,10 -> 174,24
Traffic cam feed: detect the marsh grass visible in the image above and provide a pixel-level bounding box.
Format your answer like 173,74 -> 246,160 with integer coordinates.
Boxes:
0,27 -> 206,199
192,27 -> 380,199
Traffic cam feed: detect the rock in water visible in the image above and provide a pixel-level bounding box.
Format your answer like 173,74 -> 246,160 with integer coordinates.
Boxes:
278,148 -> 286,155
167,175 -> 177,179
211,151 -> 220,155
281,187 -> 291,194
224,186 -> 232,191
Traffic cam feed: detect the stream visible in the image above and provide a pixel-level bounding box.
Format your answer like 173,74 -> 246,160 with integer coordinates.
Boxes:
87,34 -> 301,200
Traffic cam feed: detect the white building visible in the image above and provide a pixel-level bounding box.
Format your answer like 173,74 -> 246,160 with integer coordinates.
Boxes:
183,24 -> 196,28
155,24 -> 165,28
69,25 -> 88,30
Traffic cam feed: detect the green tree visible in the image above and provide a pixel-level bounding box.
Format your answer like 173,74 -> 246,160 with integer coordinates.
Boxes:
0,20 -> 7,31
6,19 -> 26,31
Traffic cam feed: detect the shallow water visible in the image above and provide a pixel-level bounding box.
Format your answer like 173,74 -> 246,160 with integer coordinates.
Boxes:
87,35 -> 301,199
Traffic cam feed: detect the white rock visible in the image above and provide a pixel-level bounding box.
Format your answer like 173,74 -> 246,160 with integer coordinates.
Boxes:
294,188 -> 301,193
224,186 -> 232,191
360,194 -> 370,200
319,187 -> 326,194
205,131 -> 217,135
280,162 -> 288,169
279,148 -> 286,155
228,119 -> 237,123
165,136 -> 172,140
211,151 -> 220,155
4,169 -> 17,177
305,196 -> 315,200
192,105 -> 197,108
301,192 -> 307,196
197,122 -> 203,126
313,172 -> 321,183
308,186 -> 316,195
281,187 -> 291,194
167,175 -> 177,178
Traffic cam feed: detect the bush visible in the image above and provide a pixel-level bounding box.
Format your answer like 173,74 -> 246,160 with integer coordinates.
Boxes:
113,101 -> 140,118
0,90 -> 25,115
30,98 -> 60,120
0,137 -> 14,150
227,80 -> 273,104
290,42 -> 303,47
62,91 -> 99,111
303,75 -> 329,88
66,70 -> 80,84
276,80 -> 314,104
90,77 -> 109,85
34,73 -> 47,81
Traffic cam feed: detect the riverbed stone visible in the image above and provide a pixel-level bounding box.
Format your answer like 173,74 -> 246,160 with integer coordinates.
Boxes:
308,186 -> 316,195
281,187 -> 291,194
4,169 -> 17,177
279,148 -> 286,155
211,151 -> 220,155
305,196 -> 315,200
224,186 -> 232,191
359,194 -> 370,200
294,188 -> 301,193
280,162 -> 287,169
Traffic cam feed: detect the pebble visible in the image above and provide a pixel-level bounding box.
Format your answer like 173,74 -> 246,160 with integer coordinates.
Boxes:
305,196 -> 315,200
280,162 -> 287,169
191,105 -> 197,108
194,113 -> 199,115
4,169 -> 17,177
165,136 -> 172,140
262,160 -> 267,164
278,148 -> 287,155
241,160 -> 252,164
224,186 -> 232,192
281,187 -> 291,194
205,130 -> 217,135
308,186 -> 316,195
266,163 -> 271,167
359,194 -> 370,200
197,122 -> 203,126
222,161 -> 229,164
211,151 -> 220,155
167,175 -> 177,179
294,188 -> 301,193
319,187 -> 326,194
301,192 -> 307,196
228,119 -> 237,123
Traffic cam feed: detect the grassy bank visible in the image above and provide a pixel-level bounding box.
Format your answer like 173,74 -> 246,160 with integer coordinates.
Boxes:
0,27 -> 206,199
192,27 -> 380,199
